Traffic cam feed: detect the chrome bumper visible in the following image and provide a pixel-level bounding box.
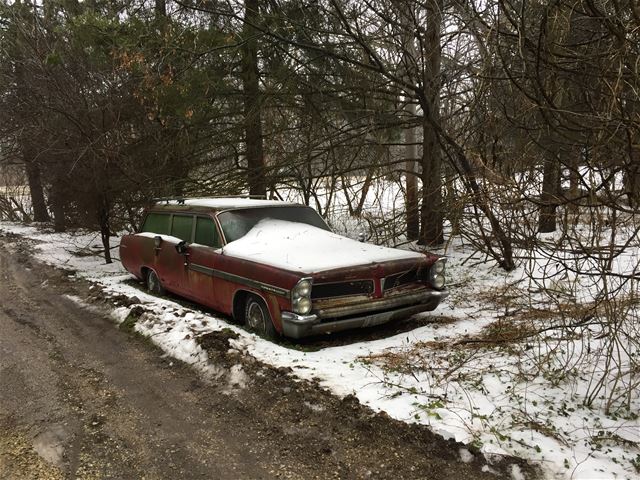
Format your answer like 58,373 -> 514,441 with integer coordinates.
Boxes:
281,290 -> 448,339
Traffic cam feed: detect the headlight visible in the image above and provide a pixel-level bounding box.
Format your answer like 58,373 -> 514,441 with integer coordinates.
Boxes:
292,278 -> 313,315
293,279 -> 312,299
429,258 -> 446,289
293,297 -> 312,315
432,274 -> 445,289
433,258 -> 446,274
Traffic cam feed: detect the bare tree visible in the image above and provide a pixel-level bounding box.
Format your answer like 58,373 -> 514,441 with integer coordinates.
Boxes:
242,0 -> 267,197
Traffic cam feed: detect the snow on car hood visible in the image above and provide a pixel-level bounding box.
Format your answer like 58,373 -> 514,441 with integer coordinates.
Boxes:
221,219 -> 423,273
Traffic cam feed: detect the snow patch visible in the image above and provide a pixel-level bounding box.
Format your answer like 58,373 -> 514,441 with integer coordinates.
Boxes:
510,464 -> 525,480
33,425 -> 67,468
111,306 -> 132,324
304,401 -> 326,413
176,197 -> 288,209
459,448 -> 474,464
224,364 -> 248,394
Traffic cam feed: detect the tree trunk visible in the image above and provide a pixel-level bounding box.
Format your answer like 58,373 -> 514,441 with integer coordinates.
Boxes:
242,0 -> 266,197
418,0 -> 444,246
625,97 -> 640,209
405,100 -> 419,241
625,146 -> 640,210
538,144 -> 561,233
23,153 -> 49,222
568,149 -> 580,212
50,182 -> 66,232
341,175 -> 355,216
354,168 -> 374,217
155,0 -> 166,18
537,5 -> 568,233
400,15 -> 419,241
420,116 -> 444,245
15,40 -> 49,222
98,198 -> 112,264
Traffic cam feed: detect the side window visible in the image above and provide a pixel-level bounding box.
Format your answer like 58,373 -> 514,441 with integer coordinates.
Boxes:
171,215 -> 194,242
194,217 -> 220,248
141,213 -> 170,235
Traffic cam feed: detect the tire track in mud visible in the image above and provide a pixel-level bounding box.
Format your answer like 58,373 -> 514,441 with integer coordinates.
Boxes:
0,242 -> 253,479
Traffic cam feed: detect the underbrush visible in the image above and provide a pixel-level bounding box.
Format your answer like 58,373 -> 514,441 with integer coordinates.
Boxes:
360,272 -> 639,477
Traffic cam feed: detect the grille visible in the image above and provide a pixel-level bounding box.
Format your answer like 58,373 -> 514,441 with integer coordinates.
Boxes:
311,280 -> 374,299
382,269 -> 419,291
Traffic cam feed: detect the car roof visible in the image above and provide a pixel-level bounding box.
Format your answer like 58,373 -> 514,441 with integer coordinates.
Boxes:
150,197 -> 300,213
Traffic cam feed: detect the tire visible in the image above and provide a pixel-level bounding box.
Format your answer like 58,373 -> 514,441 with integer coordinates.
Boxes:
146,269 -> 166,296
244,295 -> 277,339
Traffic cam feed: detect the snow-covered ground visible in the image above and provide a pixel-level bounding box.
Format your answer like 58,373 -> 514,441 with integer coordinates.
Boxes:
0,221 -> 637,480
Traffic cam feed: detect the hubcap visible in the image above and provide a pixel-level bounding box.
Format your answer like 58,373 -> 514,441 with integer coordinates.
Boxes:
247,302 -> 264,332
149,273 -> 158,292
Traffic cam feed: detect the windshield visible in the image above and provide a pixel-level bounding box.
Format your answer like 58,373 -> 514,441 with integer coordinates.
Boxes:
217,206 -> 331,243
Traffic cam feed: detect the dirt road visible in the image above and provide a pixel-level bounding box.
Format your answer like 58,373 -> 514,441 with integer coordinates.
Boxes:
0,235 -> 522,479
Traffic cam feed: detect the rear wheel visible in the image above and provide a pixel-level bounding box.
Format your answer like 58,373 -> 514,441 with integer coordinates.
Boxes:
244,295 -> 277,339
146,269 -> 165,296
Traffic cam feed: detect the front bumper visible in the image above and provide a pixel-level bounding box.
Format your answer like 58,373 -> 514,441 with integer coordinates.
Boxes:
281,289 -> 448,339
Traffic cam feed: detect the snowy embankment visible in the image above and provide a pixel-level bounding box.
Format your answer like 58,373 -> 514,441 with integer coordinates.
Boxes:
0,222 -> 637,480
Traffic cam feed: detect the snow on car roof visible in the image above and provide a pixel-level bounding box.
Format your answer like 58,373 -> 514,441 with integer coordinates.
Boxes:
160,197 -> 297,210
223,219 -> 423,273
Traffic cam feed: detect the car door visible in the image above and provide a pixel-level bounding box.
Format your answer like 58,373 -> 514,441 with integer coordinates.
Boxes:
162,213 -> 194,294
185,215 -> 222,310
137,211 -> 185,293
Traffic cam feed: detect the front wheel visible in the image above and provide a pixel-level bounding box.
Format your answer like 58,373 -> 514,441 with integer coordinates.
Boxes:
244,295 -> 277,339
146,269 -> 166,296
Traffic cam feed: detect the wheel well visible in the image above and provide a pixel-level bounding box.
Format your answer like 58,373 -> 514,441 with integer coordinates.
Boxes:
141,266 -> 150,281
233,290 -> 249,323
233,290 -> 272,324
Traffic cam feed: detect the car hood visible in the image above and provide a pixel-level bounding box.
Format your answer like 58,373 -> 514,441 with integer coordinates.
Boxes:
221,219 -> 423,274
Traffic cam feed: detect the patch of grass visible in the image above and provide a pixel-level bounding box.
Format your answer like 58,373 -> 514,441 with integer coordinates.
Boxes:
521,419 -> 566,445
119,308 -> 143,333
361,339 -> 455,374
475,318 -> 539,345
413,400 -> 446,419
277,337 -> 323,352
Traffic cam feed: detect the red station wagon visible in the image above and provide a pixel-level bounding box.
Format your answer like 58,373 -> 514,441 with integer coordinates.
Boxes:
119,198 -> 449,339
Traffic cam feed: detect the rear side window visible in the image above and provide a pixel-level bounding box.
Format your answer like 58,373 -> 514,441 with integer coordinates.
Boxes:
171,215 -> 194,242
194,217 -> 220,248
141,213 -> 170,234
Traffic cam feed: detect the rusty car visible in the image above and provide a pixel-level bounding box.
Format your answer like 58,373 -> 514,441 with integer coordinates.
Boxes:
119,197 -> 448,338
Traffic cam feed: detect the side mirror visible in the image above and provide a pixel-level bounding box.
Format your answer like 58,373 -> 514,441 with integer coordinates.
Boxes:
357,232 -> 366,243
175,241 -> 190,255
